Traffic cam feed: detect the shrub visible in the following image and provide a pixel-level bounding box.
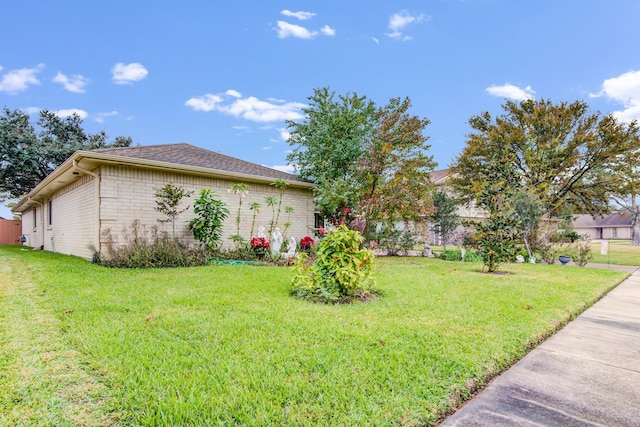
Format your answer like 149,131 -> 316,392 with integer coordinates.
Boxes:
571,237 -> 593,267
537,241 -> 559,264
94,221 -> 209,268
372,223 -> 418,256
463,250 -> 484,263
439,249 -> 462,261
189,189 -> 229,251
290,225 -> 376,303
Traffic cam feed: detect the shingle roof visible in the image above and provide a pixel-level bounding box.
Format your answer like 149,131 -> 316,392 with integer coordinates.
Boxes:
91,143 -> 306,183
430,169 -> 450,184
572,212 -> 634,228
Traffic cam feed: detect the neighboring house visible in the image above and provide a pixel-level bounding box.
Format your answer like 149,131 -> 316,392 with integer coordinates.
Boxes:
0,217 -> 22,245
571,212 -> 633,240
11,143 -> 315,259
429,168 -> 487,222
427,168 -> 486,245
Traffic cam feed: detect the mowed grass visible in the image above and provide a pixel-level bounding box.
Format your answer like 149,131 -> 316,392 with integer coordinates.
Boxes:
0,246 -> 629,426
590,240 -> 640,266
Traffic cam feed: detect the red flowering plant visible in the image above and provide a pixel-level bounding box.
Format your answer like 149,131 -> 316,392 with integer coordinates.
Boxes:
314,227 -> 327,238
250,237 -> 270,255
300,236 -> 316,253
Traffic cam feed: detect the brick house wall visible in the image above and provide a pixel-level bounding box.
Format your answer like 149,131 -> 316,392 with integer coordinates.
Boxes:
98,165 -> 315,253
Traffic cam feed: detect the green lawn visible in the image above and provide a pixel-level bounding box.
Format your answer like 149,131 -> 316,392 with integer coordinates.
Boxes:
590,240 -> 640,266
0,246 -> 629,426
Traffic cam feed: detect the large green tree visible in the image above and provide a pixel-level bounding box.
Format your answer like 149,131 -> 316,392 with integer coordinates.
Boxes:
466,152 -> 521,273
286,88 -> 435,227
286,87 -> 376,220
358,97 -> 436,232
450,99 -> 638,218
0,107 -> 132,198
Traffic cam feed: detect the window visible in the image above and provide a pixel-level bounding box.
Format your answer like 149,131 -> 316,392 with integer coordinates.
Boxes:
612,228 -> 618,238
48,200 -> 53,226
33,208 -> 37,229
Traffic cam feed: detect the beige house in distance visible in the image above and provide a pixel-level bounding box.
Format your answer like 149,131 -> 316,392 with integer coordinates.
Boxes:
12,143 -> 315,259
571,212 -> 634,240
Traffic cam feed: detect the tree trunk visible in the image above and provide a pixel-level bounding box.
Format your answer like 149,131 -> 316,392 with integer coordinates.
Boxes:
631,203 -> 640,246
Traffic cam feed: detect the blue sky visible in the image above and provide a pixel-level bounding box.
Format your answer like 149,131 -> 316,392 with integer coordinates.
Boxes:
2,0 -> 640,218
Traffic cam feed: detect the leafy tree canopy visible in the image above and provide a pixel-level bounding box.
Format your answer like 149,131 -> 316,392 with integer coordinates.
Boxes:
449,98 -> 639,218
0,107 -> 132,198
358,96 -> 436,229
286,87 -> 376,219
286,88 -> 436,227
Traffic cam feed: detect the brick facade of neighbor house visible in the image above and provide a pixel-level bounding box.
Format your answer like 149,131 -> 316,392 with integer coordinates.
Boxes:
11,143 -> 315,260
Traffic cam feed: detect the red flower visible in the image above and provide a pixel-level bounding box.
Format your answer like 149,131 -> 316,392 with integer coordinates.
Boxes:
300,236 -> 315,249
250,237 -> 270,250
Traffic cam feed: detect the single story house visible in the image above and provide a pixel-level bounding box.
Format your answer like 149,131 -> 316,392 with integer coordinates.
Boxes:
12,143 -> 315,259
571,212 -> 634,240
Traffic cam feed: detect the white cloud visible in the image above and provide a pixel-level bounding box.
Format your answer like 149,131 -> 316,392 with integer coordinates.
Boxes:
371,37 -> 379,45
0,64 -> 44,94
186,90 -> 305,123
52,72 -> 88,93
185,93 -> 224,111
320,25 -> 336,36
94,111 -> 119,123
262,146 -> 272,150
590,70 -> 640,123
22,107 -> 42,115
485,83 -> 535,101
276,21 -> 317,39
226,89 -> 242,98
54,108 -> 88,119
386,11 -> 428,41
111,62 -> 148,84
268,164 -> 296,174
279,127 -> 291,141
281,10 -> 315,20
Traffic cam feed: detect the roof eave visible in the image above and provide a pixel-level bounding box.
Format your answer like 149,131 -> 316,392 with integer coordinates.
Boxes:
12,150 -> 313,213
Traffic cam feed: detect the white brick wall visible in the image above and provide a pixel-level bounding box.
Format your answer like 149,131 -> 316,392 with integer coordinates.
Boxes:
49,175 -> 98,259
20,209 -> 41,248
99,165 -> 316,253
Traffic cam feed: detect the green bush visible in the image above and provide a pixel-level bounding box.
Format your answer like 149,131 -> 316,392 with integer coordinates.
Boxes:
290,225 -> 376,303
439,249 -> 484,263
189,189 -> 229,251
371,223 -> 418,256
570,239 -> 593,266
439,249 -> 462,261
463,250 -> 484,263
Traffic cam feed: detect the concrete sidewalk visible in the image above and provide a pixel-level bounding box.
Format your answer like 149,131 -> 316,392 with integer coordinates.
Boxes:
442,269 -> 640,427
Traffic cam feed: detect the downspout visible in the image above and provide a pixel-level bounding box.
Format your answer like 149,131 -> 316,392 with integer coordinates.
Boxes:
73,159 -> 101,255
28,197 -> 44,249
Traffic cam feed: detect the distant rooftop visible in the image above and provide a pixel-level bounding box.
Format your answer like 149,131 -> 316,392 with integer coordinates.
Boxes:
572,212 -> 634,228
430,169 -> 450,184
